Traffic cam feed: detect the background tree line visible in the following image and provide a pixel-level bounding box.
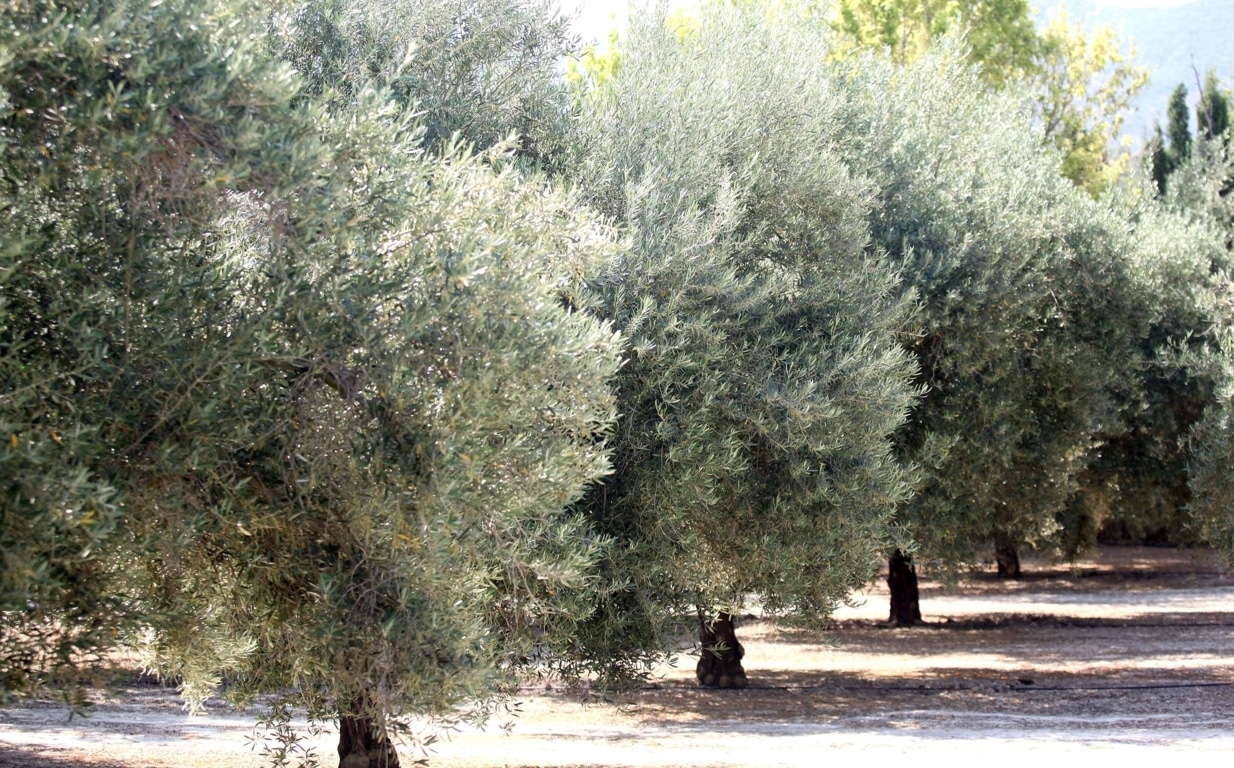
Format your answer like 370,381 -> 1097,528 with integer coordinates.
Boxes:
2,1 -> 1232,767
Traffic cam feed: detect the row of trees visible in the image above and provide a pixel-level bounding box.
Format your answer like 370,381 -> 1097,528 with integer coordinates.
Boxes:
1152,72 -> 1231,195
3,1 -> 1233,766
1154,73 -> 1234,570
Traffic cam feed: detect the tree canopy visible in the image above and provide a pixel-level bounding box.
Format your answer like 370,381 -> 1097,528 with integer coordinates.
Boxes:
1,1 -> 623,763
1173,133 -> 1234,565
269,0 -> 576,161
566,1 -> 919,686
830,39 -> 1168,591
832,0 -> 1038,89
1191,326 -> 1234,565
1030,6 -> 1148,196
4,1 -> 1234,765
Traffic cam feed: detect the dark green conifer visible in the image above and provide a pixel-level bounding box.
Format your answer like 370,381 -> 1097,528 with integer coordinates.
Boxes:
1168,83 -> 1193,165
1197,70 -> 1231,142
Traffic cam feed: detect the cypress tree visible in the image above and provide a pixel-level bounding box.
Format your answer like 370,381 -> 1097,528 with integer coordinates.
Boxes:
1151,123 -> 1173,195
1168,83 -> 1192,165
1197,70 -> 1231,143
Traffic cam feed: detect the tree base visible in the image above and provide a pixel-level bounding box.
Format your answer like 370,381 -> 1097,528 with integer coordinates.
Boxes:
696,611 -> 748,689
339,699 -> 399,768
995,534 -> 1022,579
887,549 -> 922,627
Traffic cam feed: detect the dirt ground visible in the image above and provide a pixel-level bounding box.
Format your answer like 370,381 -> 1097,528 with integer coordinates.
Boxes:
2,546 -> 1232,767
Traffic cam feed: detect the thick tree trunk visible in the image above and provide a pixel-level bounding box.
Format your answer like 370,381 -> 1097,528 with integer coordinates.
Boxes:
338,695 -> 399,768
696,610 -> 748,689
994,532 -> 1022,579
886,549 -> 922,627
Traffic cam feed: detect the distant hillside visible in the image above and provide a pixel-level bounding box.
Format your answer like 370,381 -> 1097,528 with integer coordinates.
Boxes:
1037,0 -> 1234,141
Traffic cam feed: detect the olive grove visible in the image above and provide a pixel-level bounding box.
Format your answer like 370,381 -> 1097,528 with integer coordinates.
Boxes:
3,2 -> 1234,766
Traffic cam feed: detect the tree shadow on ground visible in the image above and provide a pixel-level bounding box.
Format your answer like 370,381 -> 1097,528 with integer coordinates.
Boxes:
825,612 -> 1234,632
616,667 -> 1234,730
0,746 -> 137,768
747,609 -> 1234,647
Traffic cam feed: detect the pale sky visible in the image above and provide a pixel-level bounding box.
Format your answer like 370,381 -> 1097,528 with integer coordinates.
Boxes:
560,0 -> 629,43
1087,0 -> 1199,5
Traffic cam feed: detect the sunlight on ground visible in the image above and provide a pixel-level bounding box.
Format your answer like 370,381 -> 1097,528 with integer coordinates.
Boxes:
2,548 -> 1232,767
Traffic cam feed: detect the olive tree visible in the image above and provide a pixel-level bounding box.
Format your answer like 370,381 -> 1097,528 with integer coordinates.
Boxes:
1062,146 -> 1232,553
830,43 -> 1149,620
1,2 -> 622,766
1176,139 -> 1234,564
1191,329 -> 1234,563
566,2 -> 920,687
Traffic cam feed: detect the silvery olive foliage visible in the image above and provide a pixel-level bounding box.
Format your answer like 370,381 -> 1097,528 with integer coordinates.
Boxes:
1,0 -> 623,758
269,0 -> 575,162
1179,139 -> 1234,564
830,42 -> 1152,574
6,3 -> 1232,766
1063,146 -> 1232,551
565,3 -> 920,677
1190,327 -> 1234,563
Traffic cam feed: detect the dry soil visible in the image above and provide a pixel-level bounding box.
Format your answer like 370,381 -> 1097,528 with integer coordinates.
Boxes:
2,546 -> 1232,767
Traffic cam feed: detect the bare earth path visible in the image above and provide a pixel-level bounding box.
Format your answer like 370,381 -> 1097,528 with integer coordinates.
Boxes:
3,546 -> 1232,767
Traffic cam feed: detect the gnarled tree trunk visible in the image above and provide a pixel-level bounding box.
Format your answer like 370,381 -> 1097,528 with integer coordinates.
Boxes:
696,610 -> 748,689
338,694 -> 399,768
887,549 -> 922,627
994,532 -> 1022,579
